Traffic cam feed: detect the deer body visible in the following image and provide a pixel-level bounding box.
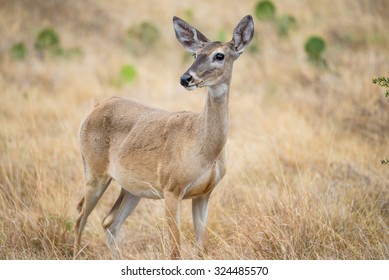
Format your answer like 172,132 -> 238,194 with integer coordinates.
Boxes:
74,15 -> 254,259
82,94 -> 227,200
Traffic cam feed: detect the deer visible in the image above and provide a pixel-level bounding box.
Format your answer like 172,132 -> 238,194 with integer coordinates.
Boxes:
74,15 -> 254,259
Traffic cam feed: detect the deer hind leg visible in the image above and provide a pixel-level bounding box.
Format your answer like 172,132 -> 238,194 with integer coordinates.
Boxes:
74,175 -> 112,258
192,193 -> 211,256
102,188 -> 140,259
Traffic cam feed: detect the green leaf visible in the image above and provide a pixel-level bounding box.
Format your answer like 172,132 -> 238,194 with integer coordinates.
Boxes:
372,77 -> 389,88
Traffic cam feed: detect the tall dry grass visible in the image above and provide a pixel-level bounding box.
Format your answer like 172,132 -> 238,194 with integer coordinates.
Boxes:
0,0 -> 388,259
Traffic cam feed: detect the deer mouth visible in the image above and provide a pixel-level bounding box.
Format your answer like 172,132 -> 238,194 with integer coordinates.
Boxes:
185,84 -> 199,90
184,81 -> 203,91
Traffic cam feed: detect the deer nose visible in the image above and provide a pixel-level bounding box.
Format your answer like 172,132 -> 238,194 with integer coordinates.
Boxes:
180,74 -> 192,86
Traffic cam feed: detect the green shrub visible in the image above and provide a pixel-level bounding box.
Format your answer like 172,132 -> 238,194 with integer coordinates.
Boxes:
277,15 -> 297,37
120,64 -> 137,84
34,27 -> 83,59
35,28 -> 62,55
372,77 -> 389,97
10,42 -> 27,60
255,0 -> 276,21
254,1 -> 297,40
128,21 -> 160,45
304,36 -> 326,65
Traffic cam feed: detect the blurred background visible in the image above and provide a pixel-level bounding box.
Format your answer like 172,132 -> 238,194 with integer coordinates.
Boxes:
0,0 -> 388,259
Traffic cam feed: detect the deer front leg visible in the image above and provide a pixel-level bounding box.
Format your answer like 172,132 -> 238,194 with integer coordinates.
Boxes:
164,191 -> 181,259
192,193 -> 211,255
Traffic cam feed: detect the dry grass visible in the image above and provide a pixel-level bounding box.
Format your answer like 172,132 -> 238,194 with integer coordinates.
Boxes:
0,0 -> 388,259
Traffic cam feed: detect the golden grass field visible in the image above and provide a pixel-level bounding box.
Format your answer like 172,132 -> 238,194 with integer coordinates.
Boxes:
0,0 -> 388,259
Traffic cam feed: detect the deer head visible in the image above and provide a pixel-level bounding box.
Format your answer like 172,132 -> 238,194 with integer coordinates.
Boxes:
173,15 -> 254,91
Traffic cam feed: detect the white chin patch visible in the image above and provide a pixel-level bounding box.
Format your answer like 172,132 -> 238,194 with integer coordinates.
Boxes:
186,85 -> 198,91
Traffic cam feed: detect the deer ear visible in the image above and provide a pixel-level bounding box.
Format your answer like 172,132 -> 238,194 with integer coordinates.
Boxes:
173,16 -> 210,52
231,15 -> 254,54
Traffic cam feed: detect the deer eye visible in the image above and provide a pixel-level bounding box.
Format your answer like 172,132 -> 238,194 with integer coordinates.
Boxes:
214,53 -> 224,61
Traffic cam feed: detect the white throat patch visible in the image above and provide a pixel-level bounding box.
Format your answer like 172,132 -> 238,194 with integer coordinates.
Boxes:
210,83 -> 228,98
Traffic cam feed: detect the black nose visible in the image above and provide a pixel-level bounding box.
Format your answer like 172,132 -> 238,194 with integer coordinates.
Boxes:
180,74 -> 192,86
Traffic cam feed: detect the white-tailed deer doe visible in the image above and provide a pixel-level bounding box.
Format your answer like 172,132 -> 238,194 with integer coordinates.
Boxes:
74,15 -> 254,259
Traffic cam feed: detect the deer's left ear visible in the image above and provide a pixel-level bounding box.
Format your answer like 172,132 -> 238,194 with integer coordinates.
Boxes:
231,15 -> 254,54
173,16 -> 210,52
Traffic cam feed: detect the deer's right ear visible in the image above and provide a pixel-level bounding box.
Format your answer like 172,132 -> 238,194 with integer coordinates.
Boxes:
173,16 -> 210,52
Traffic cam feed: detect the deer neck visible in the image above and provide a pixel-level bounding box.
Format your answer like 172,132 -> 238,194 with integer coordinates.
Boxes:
199,82 -> 230,161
